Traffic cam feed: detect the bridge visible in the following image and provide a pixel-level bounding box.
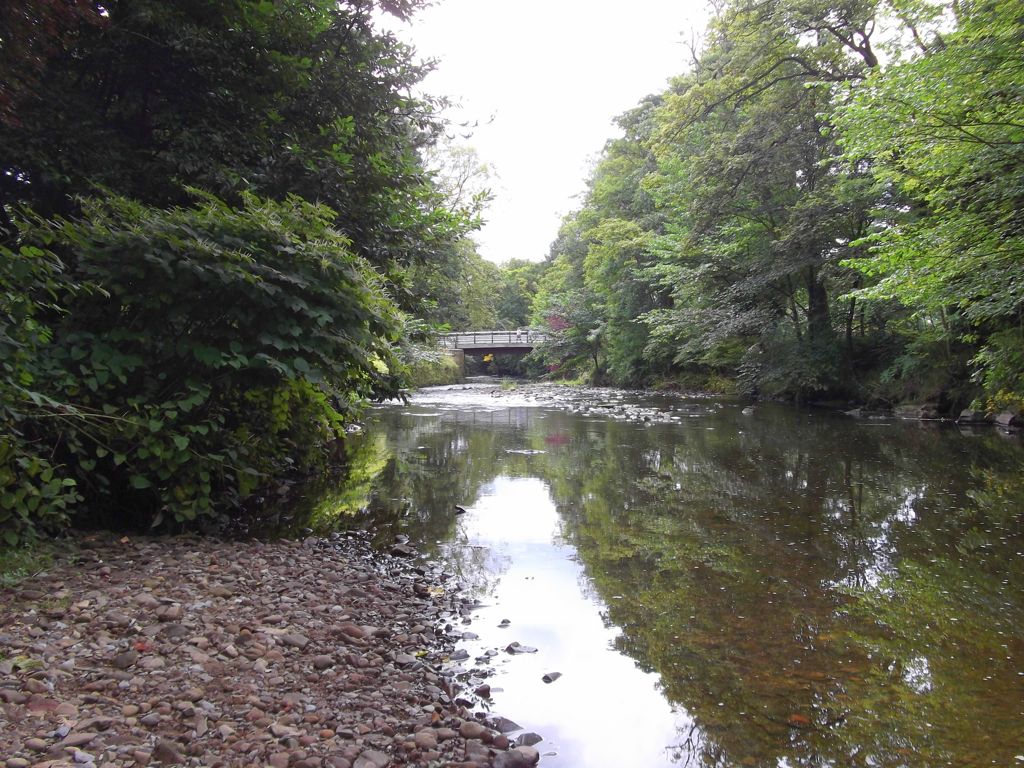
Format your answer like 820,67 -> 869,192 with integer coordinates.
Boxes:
438,330 -> 547,356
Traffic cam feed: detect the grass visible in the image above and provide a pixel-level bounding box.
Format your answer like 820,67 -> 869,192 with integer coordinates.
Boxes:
0,541 -> 57,589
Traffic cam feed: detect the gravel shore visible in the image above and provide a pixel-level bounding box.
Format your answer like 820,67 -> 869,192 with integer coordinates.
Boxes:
0,533 -> 538,768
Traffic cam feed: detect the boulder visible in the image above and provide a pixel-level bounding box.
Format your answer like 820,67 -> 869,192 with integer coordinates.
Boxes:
995,411 -> 1021,428
957,409 -> 989,424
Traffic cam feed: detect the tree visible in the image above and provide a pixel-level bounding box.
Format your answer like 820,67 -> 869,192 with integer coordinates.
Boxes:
836,0 -> 1024,406
636,0 -> 887,399
0,0 -> 471,313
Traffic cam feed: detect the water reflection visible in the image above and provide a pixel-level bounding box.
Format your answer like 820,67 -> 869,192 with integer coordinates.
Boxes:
294,387 -> 1024,767
444,477 -> 696,767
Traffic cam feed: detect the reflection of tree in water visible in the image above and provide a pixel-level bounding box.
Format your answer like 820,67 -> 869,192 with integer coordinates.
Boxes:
291,401 -> 1024,766
538,406 -> 1024,767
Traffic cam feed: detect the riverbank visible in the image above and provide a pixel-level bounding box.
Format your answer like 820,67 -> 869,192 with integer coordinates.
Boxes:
0,534 -> 540,768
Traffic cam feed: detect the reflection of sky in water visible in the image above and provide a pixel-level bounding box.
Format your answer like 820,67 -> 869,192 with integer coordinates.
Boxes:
448,476 -> 697,767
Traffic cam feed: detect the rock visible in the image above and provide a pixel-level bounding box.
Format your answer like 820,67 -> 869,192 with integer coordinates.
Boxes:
61,732 -> 98,748
493,746 -> 540,768
957,409 -> 989,424
112,649 -> 139,669
270,722 -> 300,738
336,623 -> 366,640
281,633 -> 310,650
312,654 -> 334,670
23,677 -> 48,694
995,411 -> 1021,428
488,716 -> 522,733
895,403 -> 941,420
541,671 -> 561,683
474,684 -> 491,698
6,760 -> 31,768
515,732 -> 543,747
353,749 -> 390,768
135,593 -> 161,608
504,642 -> 537,654
24,737 -> 48,752
152,739 -> 181,765
268,753 -> 291,768
138,655 -> 166,670
514,746 -> 540,765
459,720 -> 487,739
155,604 -> 182,622
413,729 -> 438,750
390,544 -> 417,558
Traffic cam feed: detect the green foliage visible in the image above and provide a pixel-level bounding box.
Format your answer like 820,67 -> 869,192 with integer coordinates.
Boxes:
0,0 -> 473,315
0,0 -> 482,538
0,242 -> 81,543
406,348 -> 463,387
836,0 -> 1024,403
495,259 -> 546,330
523,0 -> 1021,407
4,192 -> 402,533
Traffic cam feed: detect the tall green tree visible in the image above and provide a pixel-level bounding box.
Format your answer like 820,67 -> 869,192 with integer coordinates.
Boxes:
836,0 -> 1024,406
643,0 -> 884,399
0,0 -> 469,311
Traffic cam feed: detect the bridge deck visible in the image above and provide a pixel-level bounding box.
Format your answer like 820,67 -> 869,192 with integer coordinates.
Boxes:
439,330 -> 547,351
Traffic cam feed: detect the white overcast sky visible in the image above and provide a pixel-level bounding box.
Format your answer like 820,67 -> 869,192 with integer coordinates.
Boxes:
384,0 -> 711,264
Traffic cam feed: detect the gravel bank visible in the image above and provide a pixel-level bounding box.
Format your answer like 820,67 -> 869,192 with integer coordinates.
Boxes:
0,534 -> 538,768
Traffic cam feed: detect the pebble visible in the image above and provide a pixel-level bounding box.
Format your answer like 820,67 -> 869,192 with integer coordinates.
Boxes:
0,534 -> 531,768
61,732 -> 98,748
152,739 -> 181,765
459,721 -> 487,740
111,651 -> 138,671
414,729 -> 438,750
354,749 -> 390,768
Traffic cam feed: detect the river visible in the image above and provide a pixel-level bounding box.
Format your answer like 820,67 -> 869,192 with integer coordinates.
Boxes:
282,381 -> 1024,767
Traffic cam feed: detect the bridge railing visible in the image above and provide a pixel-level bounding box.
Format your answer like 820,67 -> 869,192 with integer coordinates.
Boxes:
438,330 -> 547,348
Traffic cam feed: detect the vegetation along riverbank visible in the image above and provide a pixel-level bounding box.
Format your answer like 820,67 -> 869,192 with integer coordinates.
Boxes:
1,0 -> 1022,764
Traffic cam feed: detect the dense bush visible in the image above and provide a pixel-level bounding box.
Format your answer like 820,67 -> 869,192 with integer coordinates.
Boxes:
0,243 -> 81,544
1,192 -> 404,540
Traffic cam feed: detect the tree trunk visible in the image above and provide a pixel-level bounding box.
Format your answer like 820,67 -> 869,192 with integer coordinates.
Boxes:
805,267 -> 831,341
845,297 -> 856,353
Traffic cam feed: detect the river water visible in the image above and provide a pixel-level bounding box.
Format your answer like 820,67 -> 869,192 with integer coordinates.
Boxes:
288,381 -> 1024,767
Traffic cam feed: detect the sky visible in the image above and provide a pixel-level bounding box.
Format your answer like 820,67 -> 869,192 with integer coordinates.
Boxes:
384,0 -> 712,264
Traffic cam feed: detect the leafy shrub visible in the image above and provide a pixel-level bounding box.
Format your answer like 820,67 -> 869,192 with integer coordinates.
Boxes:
0,244 -> 82,544
4,191 -> 404,535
